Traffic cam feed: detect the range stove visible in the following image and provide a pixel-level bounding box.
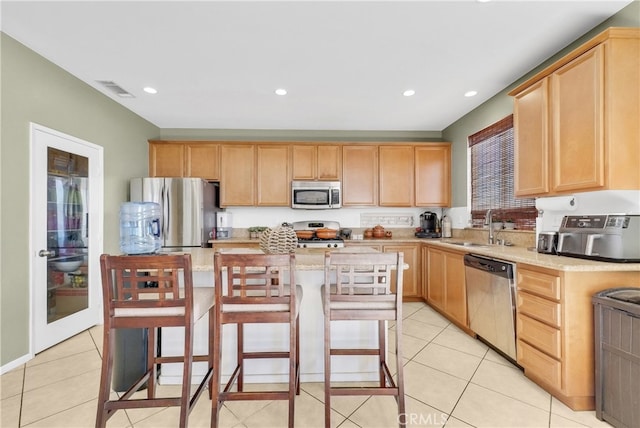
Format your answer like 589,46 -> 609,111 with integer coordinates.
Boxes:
292,220 -> 345,249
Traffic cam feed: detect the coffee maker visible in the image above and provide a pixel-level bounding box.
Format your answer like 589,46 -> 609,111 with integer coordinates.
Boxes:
415,211 -> 441,238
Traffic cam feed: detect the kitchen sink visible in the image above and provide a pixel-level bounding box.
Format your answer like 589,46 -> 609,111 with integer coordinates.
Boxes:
449,242 -> 490,248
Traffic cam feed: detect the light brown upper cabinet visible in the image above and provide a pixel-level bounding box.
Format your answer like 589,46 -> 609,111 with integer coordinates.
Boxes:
220,144 -> 255,206
150,140 -> 452,207
379,146 -> 414,207
257,145 -> 290,206
551,46 -> 605,194
185,143 -> 220,180
415,144 -> 451,207
342,145 -> 378,206
149,141 -> 186,177
513,80 -> 549,195
149,141 -> 220,180
291,145 -> 341,181
510,28 -> 640,197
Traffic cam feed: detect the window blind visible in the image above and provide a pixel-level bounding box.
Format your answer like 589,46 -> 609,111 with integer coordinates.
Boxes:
469,115 -> 536,230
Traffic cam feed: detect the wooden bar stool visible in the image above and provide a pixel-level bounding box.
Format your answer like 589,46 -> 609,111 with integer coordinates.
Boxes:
211,252 -> 301,428
96,254 -> 214,428
322,251 -> 406,428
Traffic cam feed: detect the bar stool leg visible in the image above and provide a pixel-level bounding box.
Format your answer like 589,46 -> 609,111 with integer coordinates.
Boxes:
208,309 -> 215,400
378,320 -> 386,387
324,309 -> 331,428
211,317 -> 222,427
147,327 -> 156,399
96,327 -> 114,428
179,324 -> 193,427
237,323 -> 244,392
396,319 -> 406,427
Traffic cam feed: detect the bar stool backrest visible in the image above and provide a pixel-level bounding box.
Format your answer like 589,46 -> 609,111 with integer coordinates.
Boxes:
100,254 -> 193,325
214,252 -> 297,316
324,251 -> 403,311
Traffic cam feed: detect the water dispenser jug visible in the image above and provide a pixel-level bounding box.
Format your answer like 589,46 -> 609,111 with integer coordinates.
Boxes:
119,202 -> 161,254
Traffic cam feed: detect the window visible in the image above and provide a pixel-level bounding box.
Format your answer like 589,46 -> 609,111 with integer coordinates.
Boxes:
469,115 -> 536,230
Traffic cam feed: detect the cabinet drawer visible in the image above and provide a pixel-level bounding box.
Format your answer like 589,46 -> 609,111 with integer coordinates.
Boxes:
518,268 -> 560,300
517,291 -> 561,327
517,339 -> 562,389
517,314 -> 561,358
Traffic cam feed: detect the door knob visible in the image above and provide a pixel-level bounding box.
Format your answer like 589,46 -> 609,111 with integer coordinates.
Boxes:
38,249 -> 55,257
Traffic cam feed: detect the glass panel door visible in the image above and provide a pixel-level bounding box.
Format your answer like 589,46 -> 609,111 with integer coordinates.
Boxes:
46,148 -> 89,322
31,123 -> 103,354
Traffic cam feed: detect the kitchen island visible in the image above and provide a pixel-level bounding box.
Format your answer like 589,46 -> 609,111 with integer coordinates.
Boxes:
159,246 -> 395,385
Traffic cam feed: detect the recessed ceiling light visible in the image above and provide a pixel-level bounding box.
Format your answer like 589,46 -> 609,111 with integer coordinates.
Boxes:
275,88 -> 287,96
403,89 -> 416,97
477,0 -> 491,3
143,87 -> 158,94
464,90 -> 478,97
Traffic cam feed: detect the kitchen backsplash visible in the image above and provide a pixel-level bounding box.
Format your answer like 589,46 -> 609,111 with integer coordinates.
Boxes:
226,207 -> 437,230
220,189 -> 639,245
536,190 -> 640,232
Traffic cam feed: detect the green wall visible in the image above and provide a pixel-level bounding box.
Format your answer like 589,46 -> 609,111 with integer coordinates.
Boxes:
442,0 -> 640,207
0,34 -> 159,367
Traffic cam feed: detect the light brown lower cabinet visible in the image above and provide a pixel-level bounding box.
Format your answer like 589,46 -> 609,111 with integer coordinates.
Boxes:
516,263 -> 640,411
382,244 -> 421,300
344,242 -> 420,300
424,245 -> 467,328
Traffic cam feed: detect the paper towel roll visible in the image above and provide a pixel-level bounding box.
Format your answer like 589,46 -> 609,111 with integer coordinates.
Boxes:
535,196 -> 576,212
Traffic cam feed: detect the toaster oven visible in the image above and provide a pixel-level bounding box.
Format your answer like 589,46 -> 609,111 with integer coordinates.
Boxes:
557,215 -> 640,263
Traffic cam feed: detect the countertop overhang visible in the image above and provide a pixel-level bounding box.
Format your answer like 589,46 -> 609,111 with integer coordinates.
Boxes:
171,246 -> 409,272
207,237 -> 640,272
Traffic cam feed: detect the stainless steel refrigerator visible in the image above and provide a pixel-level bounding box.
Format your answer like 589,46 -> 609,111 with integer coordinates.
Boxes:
130,177 -> 219,249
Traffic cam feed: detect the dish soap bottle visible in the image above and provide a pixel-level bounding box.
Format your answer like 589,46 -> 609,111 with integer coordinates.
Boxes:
442,215 -> 452,238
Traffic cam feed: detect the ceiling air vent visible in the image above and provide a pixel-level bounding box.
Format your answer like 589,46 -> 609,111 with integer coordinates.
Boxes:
96,80 -> 135,98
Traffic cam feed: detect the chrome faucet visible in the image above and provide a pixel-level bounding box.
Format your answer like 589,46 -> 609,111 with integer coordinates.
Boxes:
485,209 -> 494,244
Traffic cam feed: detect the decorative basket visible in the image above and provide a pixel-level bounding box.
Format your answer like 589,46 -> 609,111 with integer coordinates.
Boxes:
259,223 -> 298,254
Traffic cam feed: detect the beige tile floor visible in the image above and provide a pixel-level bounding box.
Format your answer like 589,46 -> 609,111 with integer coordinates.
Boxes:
1,302 -> 612,427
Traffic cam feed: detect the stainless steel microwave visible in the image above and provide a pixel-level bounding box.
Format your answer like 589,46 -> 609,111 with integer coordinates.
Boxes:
291,181 -> 341,209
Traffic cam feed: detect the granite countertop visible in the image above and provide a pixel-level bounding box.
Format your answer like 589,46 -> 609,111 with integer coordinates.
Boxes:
423,239 -> 640,272
208,237 -> 640,272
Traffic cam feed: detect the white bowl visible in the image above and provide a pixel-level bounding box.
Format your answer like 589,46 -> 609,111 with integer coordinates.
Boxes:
53,260 -> 82,272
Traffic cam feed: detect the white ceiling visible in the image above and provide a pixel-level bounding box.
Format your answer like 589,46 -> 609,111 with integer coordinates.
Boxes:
1,1 -> 633,131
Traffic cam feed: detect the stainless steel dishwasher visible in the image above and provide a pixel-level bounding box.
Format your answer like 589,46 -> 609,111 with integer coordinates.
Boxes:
464,254 -> 518,363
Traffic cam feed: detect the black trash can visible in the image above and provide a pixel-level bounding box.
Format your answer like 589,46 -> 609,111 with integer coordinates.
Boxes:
593,287 -> 640,428
112,328 -> 148,392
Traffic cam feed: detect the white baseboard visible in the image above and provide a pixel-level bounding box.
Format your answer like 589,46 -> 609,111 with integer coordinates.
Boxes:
0,353 -> 33,375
